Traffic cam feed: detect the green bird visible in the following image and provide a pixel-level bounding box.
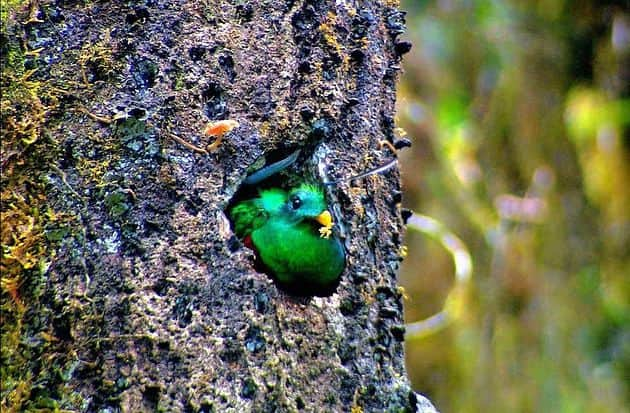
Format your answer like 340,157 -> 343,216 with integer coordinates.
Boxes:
229,183 -> 346,296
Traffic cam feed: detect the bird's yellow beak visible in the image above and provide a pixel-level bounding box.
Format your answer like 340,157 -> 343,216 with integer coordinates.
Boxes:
315,210 -> 333,227
316,210 -> 334,239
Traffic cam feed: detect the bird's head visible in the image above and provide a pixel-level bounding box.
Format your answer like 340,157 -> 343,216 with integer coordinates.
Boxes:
284,184 -> 333,230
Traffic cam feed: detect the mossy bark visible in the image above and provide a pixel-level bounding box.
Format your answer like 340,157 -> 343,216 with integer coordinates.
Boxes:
1,1 -> 437,412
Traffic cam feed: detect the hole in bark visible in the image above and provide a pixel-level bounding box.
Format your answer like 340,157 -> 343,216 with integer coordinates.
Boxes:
201,82 -> 228,119
225,147 -> 343,297
142,385 -> 161,410
241,377 -> 258,399
126,6 -> 150,26
131,57 -> 158,89
296,396 -> 305,409
236,3 -> 254,22
199,401 -> 214,413
218,53 -> 236,82
188,46 -> 206,61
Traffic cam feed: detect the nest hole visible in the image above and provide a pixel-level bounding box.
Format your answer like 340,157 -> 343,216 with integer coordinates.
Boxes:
225,147 -> 341,297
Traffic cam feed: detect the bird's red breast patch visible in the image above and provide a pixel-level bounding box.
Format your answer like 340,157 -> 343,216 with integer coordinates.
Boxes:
243,234 -> 255,250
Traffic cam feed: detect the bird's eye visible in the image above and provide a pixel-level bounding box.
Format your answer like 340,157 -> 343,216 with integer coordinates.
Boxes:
290,195 -> 302,210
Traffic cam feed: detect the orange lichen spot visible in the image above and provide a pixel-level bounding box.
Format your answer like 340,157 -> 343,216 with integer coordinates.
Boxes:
39,331 -> 59,343
259,121 -> 271,137
204,119 -> 239,151
325,10 -> 338,24
1,275 -> 24,311
0,188 -> 50,313
319,12 -> 342,55
274,106 -> 291,129
78,32 -> 117,87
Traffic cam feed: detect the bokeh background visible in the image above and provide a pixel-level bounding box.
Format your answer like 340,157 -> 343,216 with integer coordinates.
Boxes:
396,1 -> 629,412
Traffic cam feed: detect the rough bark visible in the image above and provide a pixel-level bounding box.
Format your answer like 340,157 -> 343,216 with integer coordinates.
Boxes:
1,1 -> 437,412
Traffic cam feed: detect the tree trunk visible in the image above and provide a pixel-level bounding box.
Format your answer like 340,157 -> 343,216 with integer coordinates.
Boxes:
1,1 -> 437,412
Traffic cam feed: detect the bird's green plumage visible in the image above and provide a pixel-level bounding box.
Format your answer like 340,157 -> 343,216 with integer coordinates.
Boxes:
229,184 -> 345,294
230,188 -> 286,237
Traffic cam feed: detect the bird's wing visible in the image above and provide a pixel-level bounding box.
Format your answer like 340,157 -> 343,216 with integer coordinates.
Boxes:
230,188 -> 287,238
230,199 -> 269,238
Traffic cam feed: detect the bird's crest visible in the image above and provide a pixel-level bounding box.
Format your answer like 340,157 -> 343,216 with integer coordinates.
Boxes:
295,183 -> 323,197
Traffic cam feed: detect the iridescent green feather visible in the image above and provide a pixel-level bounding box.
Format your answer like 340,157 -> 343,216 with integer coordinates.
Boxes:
229,188 -> 286,237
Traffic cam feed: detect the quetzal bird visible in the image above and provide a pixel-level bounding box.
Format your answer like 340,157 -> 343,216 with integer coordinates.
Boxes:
229,183 -> 346,295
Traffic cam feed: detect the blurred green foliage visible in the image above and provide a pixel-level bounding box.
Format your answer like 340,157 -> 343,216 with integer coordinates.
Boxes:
397,1 -> 629,412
